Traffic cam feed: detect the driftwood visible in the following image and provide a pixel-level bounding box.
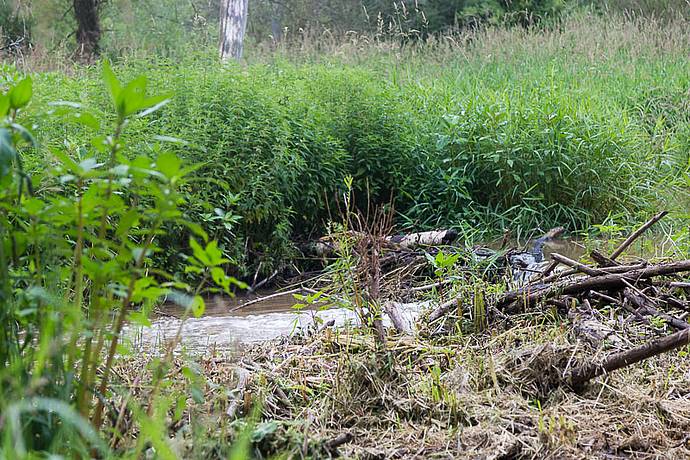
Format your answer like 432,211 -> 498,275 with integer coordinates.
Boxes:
566,327 -> 690,386
590,250 -> 619,267
383,301 -> 413,334
226,367 -> 251,419
388,229 -> 458,249
499,260 -> 690,312
623,287 -> 690,330
428,297 -> 458,323
550,253 -> 607,276
609,210 -> 668,260
311,229 -> 458,257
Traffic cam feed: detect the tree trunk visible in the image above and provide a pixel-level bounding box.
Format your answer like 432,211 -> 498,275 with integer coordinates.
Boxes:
73,0 -> 101,59
270,0 -> 283,43
219,0 -> 248,61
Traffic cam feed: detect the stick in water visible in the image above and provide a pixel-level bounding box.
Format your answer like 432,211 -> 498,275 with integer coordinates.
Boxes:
609,211 -> 668,261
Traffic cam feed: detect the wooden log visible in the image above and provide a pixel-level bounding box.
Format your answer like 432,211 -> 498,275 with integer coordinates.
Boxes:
671,282 -> 690,289
533,261 -> 647,286
428,297 -> 459,323
550,253 -> 607,276
540,259 -> 560,278
383,301 -> 413,334
623,287 -> 690,330
388,229 -> 458,248
590,250 -> 619,267
609,211 -> 668,260
499,260 -> 690,312
411,279 -> 453,292
566,327 -> 690,387
325,432 -> 353,456
536,268 -> 579,285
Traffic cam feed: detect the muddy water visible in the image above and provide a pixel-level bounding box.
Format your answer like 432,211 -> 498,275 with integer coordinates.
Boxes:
125,239 -> 585,352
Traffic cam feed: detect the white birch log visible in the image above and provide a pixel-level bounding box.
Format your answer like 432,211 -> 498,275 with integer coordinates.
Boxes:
219,0 -> 249,61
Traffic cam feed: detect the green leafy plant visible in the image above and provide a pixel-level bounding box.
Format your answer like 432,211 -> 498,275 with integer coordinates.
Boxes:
0,61 -> 239,457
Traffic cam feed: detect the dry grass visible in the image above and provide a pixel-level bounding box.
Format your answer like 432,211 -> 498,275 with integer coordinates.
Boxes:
250,12 -> 690,68
113,311 -> 690,459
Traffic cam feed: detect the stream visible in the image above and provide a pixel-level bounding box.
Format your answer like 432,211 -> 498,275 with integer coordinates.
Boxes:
124,294 -> 427,353
124,238 -> 587,352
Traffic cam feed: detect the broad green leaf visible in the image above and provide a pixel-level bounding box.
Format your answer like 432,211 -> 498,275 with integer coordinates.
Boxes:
228,276 -> 248,289
10,123 -> 36,146
137,95 -> 171,118
181,220 -> 208,242
9,77 -> 32,109
21,197 -> 44,215
117,208 -> 140,237
69,111 -> 100,130
204,240 -> 224,266
251,421 -> 278,443
102,60 -> 122,108
0,94 -> 9,117
156,152 -> 181,179
191,386 -> 204,404
189,295 -> 205,318
211,267 -> 229,292
0,128 -> 17,178
117,75 -> 147,118
189,237 -> 210,265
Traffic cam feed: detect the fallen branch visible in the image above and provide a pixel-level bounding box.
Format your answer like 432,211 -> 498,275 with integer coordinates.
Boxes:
590,250 -> 619,267
566,327 -> 690,387
388,229 -> 458,249
623,287 -> 690,330
383,301 -> 412,334
500,260 -> 690,312
550,253 -> 607,276
428,297 -> 458,323
325,432 -> 353,456
609,211 -> 668,260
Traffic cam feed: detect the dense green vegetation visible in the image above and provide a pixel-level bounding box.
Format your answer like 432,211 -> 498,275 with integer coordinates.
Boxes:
0,63 -> 249,458
17,13 -> 690,275
1,4 -> 690,457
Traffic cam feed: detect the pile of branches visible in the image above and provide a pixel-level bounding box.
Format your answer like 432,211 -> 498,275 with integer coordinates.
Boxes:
431,211 -> 690,389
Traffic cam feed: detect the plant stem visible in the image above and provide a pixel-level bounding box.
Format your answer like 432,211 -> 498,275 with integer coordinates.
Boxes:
91,224 -> 159,429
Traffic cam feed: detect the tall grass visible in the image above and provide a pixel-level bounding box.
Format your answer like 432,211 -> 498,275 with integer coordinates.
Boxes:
17,12 -> 690,273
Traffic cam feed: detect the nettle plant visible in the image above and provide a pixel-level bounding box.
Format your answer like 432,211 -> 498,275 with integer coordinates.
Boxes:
0,63 -> 242,456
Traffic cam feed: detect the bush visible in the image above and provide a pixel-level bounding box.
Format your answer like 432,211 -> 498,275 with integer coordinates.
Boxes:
24,14 -> 685,275
0,63 -> 242,457
0,1 -> 31,50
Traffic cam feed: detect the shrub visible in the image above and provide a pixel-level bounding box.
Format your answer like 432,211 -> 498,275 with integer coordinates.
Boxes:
0,63 -> 241,456
23,14 -> 687,274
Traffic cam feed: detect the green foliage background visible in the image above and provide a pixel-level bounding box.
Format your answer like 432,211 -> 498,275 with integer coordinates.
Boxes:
19,14 -> 689,275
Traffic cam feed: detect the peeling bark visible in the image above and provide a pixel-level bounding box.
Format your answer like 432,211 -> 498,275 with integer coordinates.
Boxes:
219,0 -> 249,61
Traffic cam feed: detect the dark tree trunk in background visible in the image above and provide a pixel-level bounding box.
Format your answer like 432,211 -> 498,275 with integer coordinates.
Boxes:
219,0 -> 248,61
74,0 -> 101,59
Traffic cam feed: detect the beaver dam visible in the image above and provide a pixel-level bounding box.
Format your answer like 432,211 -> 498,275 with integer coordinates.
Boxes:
118,212 -> 690,459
